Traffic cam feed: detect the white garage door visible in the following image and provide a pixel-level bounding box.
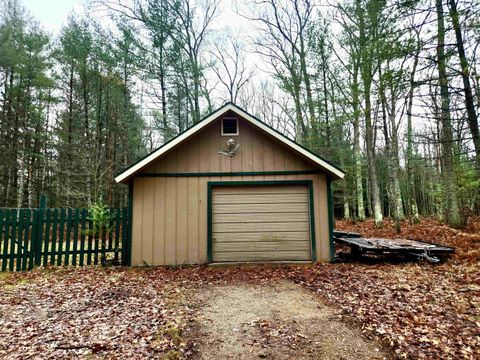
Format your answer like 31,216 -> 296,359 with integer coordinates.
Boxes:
212,185 -> 312,262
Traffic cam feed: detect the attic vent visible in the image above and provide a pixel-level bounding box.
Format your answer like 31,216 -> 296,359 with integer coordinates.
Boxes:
221,117 -> 239,136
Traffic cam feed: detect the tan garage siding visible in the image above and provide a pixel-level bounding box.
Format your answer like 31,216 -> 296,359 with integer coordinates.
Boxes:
130,173 -> 330,266
128,114 -> 333,266
146,118 -> 317,174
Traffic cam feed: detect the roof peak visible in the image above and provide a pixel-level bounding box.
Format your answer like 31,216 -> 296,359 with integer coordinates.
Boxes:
115,103 -> 345,183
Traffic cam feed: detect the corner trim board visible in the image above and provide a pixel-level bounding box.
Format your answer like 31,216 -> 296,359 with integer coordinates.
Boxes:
126,180 -> 133,266
327,177 -> 335,263
308,181 -> 317,262
207,182 -> 213,263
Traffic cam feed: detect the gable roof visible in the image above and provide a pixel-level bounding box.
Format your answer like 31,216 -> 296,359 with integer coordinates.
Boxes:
115,103 -> 345,183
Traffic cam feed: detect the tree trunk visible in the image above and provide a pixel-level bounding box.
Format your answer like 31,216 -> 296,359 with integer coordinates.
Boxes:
406,34 -> 420,223
292,77 -> 306,143
192,59 -> 201,123
321,49 -> 330,153
357,0 -> 382,226
158,42 -> 168,141
364,84 -> 383,226
379,64 -> 400,232
388,105 -> 404,220
341,156 -> 351,220
436,0 -> 461,227
448,0 -> 480,178
352,60 -> 365,221
299,38 -> 316,143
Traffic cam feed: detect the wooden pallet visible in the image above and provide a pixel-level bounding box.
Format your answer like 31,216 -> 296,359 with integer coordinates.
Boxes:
333,231 -> 454,262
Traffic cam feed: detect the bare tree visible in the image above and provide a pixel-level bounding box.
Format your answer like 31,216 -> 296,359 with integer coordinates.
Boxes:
210,37 -> 254,103
436,0 -> 461,227
355,0 -> 384,226
171,0 -> 219,123
242,0 -> 314,143
448,0 -> 480,178
405,16 -> 425,224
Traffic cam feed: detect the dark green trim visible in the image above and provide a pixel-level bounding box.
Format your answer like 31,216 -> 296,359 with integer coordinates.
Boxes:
116,102 -> 345,180
139,170 -> 321,178
124,180 -> 133,266
207,180 -> 317,263
327,177 -> 335,262
207,183 -> 213,263
307,181 -> 317,262
208,180 -> 314,187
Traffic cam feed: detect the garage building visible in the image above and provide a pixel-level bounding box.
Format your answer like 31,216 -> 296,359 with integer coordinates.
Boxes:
115,103 -> 345,265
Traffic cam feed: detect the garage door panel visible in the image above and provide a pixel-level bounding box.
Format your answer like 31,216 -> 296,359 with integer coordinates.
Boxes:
213,250 -> 311,262
214,241 -> 310,252
214,203 -> 308,214
213,186 -> 307,195
213,193 -> 308,204
213,212 -> 308,223
213,231 -> 310,243
212,185 -> 312,262
213,221 -> 309,233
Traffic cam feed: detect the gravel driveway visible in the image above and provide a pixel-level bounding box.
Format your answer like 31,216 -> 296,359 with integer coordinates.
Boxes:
190,280 -> 389,359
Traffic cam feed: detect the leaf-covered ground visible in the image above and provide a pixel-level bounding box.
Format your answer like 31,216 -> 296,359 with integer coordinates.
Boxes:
0,217 -> 478,359
0,267 -> 199,359
327,216 -> 480,359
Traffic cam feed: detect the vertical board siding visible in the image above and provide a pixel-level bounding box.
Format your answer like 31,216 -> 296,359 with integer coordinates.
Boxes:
153,178 -> 166,265
0,207 -> 128,272
131,173 -> 330,266
176,177 -> 188,264
198,177 -> 208,263
131,178 -> 144,266
129,115 -> 332,266
114,209 -> 121,262
162,178 -> 174,264
148,119 -> 318,175
142,178 -> 154,265
187,177 -> 199,263
293,173 -> 329,261
316,174 -> 330,261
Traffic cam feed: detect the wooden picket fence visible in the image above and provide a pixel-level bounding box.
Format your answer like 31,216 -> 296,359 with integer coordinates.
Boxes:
0,196 -> 130,272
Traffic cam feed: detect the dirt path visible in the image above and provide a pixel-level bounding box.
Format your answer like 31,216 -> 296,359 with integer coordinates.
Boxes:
190,280 -> 390,359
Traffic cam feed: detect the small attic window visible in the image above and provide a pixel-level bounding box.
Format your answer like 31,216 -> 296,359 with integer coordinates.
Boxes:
221,117 -> 239,136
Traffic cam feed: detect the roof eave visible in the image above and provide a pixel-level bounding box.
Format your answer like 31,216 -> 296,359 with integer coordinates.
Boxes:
115,103 -> 346,183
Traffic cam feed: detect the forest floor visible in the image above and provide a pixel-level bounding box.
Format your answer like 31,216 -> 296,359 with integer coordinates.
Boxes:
0,217 -> 478,359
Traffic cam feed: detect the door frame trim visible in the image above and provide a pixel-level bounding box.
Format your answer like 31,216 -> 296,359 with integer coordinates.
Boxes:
207,180 -> 317,263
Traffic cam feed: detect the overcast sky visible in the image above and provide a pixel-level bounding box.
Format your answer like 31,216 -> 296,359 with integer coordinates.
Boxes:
22,0 -> 249,34
22,0 -> 83,32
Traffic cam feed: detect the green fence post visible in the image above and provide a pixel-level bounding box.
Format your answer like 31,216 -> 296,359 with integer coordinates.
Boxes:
34,194 -> 47,268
